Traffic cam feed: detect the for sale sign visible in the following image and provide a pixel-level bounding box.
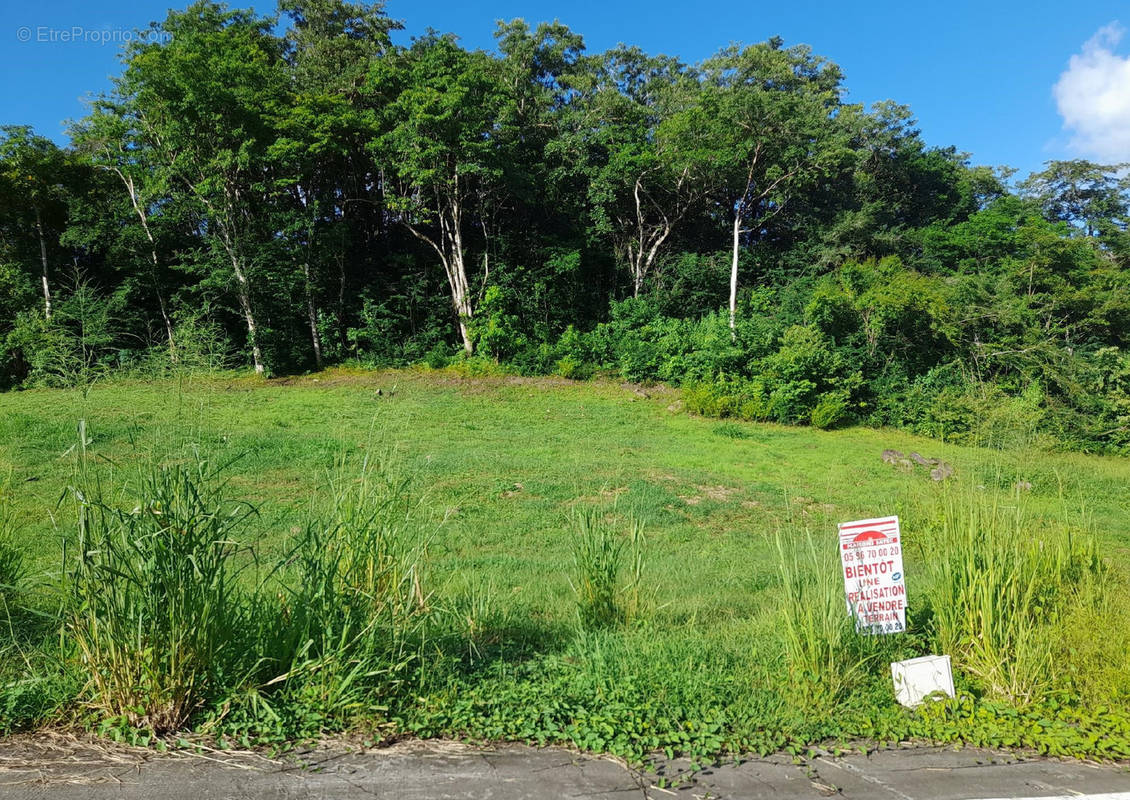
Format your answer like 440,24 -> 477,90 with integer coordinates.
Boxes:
838,516 -> 906,634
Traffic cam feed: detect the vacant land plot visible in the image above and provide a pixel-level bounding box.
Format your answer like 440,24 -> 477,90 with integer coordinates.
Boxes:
1,368 -> 1129,760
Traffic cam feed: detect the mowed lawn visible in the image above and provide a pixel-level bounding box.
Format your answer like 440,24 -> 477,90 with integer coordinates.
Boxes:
3,366 -> 1128,629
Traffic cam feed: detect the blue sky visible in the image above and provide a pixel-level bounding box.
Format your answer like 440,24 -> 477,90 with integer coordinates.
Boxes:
3,0 -> 1129,179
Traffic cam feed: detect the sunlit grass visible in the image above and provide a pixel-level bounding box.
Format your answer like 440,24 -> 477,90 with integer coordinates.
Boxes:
0,367 -> 1129,753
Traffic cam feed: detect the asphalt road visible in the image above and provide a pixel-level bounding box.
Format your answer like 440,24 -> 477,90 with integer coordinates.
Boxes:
1,737 -> 1129,799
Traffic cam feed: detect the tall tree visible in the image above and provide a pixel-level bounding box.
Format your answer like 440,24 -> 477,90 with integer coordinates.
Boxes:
273,0 -> 400,367
0,127 -> 71,321
69,108 -> 182,361
115,1 -> 291,374
556,46 -> 703,296
663,40 -> 849,331
369,34 -> 507,354
1020,159 -> 1129,239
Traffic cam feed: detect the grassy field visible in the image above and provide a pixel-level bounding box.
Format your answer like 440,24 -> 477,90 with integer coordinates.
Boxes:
2,367 -> 1129,759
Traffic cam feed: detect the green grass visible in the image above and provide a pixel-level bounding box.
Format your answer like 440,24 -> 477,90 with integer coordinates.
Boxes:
1,366 -> 1129,758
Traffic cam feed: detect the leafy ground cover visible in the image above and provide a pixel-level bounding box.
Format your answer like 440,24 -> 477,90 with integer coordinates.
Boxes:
1,367 -> 1128,761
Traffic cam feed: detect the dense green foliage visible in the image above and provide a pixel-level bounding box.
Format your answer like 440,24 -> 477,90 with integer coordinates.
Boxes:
1,2 -> 1128,450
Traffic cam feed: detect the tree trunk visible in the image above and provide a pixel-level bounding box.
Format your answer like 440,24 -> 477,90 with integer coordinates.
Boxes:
449,231 -> 474,355
729,209 -> 742,335
155,287 -> 176,365
117,168 -> 176,363
34,207 -> 52,321
234,269 -> 265,375
403,178 -> 476,356
220,232 -> 265,375
302,260 -> 323,369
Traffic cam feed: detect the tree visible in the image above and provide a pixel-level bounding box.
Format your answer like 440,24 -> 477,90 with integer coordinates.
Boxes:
115,1 -> 291,374
370,34 -> 507,354
272,0 -> 400,367
69,108 -> 182,362
555,46 -> 703,296
1020,159 -> 1129,239
662,40 -> 849,331
0,126 -> 71,321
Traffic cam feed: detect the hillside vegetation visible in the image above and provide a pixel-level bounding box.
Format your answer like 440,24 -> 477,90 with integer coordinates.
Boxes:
1,1 -> 1129,453
1,371 -> 1128,757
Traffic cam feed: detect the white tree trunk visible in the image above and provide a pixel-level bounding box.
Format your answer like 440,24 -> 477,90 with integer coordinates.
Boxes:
115,169 -> 176,363
220,232 -> 265,375
34,207 -> 52,321
402,172 -> 478,355
449,221 -> 474,355
729,210 -> 742,335
302,260 -> 323,369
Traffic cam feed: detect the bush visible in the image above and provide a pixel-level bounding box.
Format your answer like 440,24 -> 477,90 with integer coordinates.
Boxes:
810,390 -> 851,429
7,274 -> 116,390
423,342 -> 453,370
554,354 -> 593,380
445,354 -> 512,378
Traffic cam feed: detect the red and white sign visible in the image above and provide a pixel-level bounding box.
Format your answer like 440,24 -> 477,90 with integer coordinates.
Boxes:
838,515 -> 906,634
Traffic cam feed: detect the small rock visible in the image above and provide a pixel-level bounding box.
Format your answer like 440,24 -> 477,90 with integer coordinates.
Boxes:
881,449 -> 904,464
909,451 -> 939,466
930,462 -> 955,481
1015,480 -> 1032,492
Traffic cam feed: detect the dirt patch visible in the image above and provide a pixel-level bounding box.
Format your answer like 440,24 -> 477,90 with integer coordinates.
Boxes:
680,484 -> 741,505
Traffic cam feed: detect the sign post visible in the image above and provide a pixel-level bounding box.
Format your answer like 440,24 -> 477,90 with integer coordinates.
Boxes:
838,515 -> 906,634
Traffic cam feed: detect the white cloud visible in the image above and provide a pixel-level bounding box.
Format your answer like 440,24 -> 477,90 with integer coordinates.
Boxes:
1053,22 -> 1130,163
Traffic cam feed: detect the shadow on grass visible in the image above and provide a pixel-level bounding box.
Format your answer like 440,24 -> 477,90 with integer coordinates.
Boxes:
427,612 -> 575,680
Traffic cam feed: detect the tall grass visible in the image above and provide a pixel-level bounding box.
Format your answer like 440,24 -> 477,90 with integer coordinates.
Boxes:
917,484 -> 1103,703
570,510 -> 645,630
0,480 -> 23,607
66,457 -> 256,732
253,451 -> 433,727
774,530 -> 879,707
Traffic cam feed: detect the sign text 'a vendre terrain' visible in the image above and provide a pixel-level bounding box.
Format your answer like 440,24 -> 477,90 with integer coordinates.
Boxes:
838,515 -> 906,634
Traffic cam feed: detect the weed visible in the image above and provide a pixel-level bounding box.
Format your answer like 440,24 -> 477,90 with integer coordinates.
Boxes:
3,372 -> 1130,757
774,529 -> 880,707
712,422 -> 749,439
0,479 -> 23,605
65,456 -> 255,732
253,450 -> 433,731
570,509 -> 644,631
917,484 -> 1103,703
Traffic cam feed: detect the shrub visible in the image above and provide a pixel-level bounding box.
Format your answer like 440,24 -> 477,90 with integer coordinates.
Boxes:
423,342 -> 453,369
555,354 -> 593,381
810,390 -> 851,429
446,354 -> 512,377
8,274 -> 116,390
474,285 -> 529,362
